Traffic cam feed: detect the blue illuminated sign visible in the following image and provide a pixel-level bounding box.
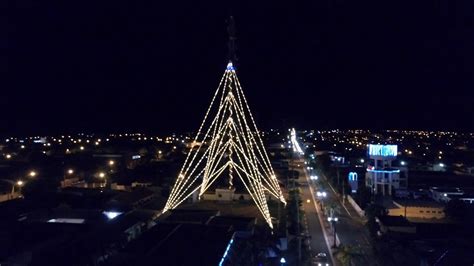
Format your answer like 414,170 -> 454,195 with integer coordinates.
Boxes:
366,169 -> 400,173
368,144 -> 397,157
348,172 -> 358,181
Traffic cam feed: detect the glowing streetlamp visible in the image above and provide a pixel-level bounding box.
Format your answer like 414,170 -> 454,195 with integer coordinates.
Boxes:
108,160 -> 115,166
5,154 -> 12,159
67,169 -> 74,175
99,172 -> 106,178
16,180 -> 24,194
29,171 -> 37,178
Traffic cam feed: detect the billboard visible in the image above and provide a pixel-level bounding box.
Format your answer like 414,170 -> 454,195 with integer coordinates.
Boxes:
368,144 -> 397,157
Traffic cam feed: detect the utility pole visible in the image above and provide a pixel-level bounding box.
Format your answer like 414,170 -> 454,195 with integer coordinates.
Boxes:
342,175 -> 346,205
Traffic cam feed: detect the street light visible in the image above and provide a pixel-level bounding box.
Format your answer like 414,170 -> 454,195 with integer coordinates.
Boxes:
108,160 -> 115,166
328,216 -> 339,248
67,169 -> 74,175
5,154 -> 12,159
99,172 -> 105,178
16,180 -> 24,194
29,171 -> 37,178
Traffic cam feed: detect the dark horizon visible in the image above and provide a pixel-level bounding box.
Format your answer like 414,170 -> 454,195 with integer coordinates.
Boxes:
4,0 -> 474,135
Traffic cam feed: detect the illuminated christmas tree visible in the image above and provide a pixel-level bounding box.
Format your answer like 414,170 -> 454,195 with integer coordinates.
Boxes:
164,62 -> 286,228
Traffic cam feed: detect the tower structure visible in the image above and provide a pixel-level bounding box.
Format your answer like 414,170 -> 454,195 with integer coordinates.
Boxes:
163,61 -> 286,228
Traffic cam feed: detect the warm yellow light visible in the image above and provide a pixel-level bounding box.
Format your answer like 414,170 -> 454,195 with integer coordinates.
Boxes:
17,180 -> 24,186
80,146 -> 84,150
99,172 -> 105,178
67,169 -> 74,175
108,160 -> 115,166
29,171 -> 37,177
5,154 -> 12,159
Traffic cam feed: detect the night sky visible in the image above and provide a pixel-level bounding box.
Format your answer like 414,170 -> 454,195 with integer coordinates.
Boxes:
4,0 -> 474,135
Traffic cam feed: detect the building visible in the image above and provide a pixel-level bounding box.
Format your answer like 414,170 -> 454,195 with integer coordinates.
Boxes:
388,199 -> 445,220
429,187 -> 464,203
365,144 -> 408,196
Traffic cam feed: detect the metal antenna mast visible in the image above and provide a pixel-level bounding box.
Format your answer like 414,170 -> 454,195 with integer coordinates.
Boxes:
227,16 -> 237,65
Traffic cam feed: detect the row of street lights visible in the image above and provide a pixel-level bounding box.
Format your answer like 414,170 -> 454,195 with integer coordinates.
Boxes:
309,172 -> 339,248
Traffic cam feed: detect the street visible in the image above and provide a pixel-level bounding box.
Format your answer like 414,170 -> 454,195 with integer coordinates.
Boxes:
290,159 -> 334,265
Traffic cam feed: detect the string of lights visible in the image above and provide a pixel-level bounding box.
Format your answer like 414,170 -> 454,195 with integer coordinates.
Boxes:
164,62 -> 285,228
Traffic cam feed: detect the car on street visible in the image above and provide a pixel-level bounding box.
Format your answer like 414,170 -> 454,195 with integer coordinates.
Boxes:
313,252 -> 330,266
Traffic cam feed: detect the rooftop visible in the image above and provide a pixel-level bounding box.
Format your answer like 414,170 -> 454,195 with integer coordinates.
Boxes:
394,199 -> 444,208
430,187 -> 463,193
110,223 -> 233,266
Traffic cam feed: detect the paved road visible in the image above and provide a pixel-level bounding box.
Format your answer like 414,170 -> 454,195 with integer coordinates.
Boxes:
290,160 -> 334,265
313,170 -> 374,265
288,131 -> 373,265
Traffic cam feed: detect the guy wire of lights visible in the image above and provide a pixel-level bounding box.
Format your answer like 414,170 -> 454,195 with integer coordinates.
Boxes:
164,62 -> 286,228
